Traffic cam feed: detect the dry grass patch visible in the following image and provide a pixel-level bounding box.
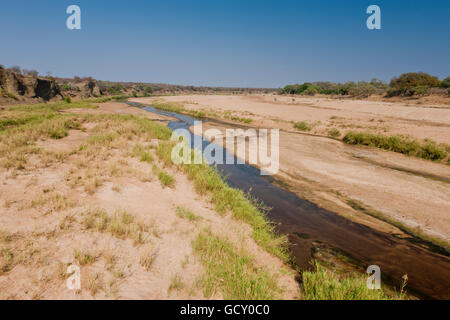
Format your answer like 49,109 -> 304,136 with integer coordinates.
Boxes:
83,208 -> 148,246
168,274 -> 185,293
176,206 -> 201,222
26,192 -> 75,213
139,246 -> 157,271
86,272 -> 104,296
73,249 -> 97,266
157,170 -> 175,188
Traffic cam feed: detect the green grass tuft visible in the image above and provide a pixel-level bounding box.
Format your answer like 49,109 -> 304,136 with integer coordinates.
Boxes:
302,262 -> 398,300
293,121 -> 312,132
192,229 -> 280,299
158,170 -> 175,188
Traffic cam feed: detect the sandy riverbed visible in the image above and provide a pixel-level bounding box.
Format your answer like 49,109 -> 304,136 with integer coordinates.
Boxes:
132,95 -> 450,246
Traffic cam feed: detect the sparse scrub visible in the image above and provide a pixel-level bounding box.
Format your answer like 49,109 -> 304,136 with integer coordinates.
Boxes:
73,249 -> 96,266
293,121 -> 312,132
28,192 -> 75,212
328,128 -> 341,138
140,151 -> 153,163
140,247 -> 157,271
83,208 -> 148,244
86,272 -> 104,296
343,131 -> 448,162
0,248 -> 15,274
168,274 -> 185,293
59,214 -> 76,230
231,116 -> 253,124
176,206 -> 200,222
158,170 -> 175,188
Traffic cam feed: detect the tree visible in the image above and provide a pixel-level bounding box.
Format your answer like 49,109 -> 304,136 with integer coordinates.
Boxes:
9,66 -> 22,74
389,72 -> 440,95
23,69 -> 39,77
440,77 -> 450,88
145,86 -> 153,94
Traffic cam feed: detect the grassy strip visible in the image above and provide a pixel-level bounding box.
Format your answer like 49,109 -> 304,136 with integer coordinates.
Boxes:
156,140 -> 289,262
302,261 -> 401,300
345,198 -> 450,254
192,229 -> 280,299
152,101 -> 252,124
343,131 -> 448,163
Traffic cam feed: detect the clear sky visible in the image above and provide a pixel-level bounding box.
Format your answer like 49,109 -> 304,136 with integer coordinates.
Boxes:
1,0 -> 449,87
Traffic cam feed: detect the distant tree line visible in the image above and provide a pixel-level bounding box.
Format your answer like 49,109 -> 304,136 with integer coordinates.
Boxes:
280,72 -> 450,97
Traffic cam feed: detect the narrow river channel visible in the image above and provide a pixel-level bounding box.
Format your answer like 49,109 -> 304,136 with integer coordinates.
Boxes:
128,102 -> 450,300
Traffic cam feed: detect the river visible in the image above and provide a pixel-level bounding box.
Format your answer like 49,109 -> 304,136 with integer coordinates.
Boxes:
128,102 -> 450,300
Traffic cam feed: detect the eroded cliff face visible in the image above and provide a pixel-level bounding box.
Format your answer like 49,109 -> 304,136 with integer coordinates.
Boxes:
0,66 -> 63,103
0,67 -> 105,104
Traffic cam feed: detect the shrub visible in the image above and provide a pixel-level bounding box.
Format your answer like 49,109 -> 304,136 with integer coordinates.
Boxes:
348,82 -> 377,97
302,85 -> 320,96
61,84 -> 72,91
410,85 -> 429,96
64,96 -> 72,104
328,128 -> 341,138
343,131 -> 447,161
293,121 -> 312,131
389,72 -> 440,96
145,86 -> 153,94
440,77 -> 450,88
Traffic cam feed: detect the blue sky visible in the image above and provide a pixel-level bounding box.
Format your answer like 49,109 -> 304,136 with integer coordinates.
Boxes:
1,0 -> 449,87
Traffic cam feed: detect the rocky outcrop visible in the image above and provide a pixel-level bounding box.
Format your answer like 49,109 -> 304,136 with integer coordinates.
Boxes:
35,78 -> 63,101
0,66 -> 63,102
85,79 -> 102,96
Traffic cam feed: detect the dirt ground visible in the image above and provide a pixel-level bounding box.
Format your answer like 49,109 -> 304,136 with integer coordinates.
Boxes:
131,95 -> 450,246
0,102 -> 299,300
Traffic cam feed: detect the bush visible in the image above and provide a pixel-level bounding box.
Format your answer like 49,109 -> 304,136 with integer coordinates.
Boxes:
293,121 -> 312,131
302,85 -> 320,96
328,128 -> 341,138
389,72 -> 440,96
410,85 -> 429,96
61,84 -> 72,91
440,77 -> 450,88
343,131 -> 447,161
64,96 -> 72,103
348,82 -> 377,97
145,86 -> 153,94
